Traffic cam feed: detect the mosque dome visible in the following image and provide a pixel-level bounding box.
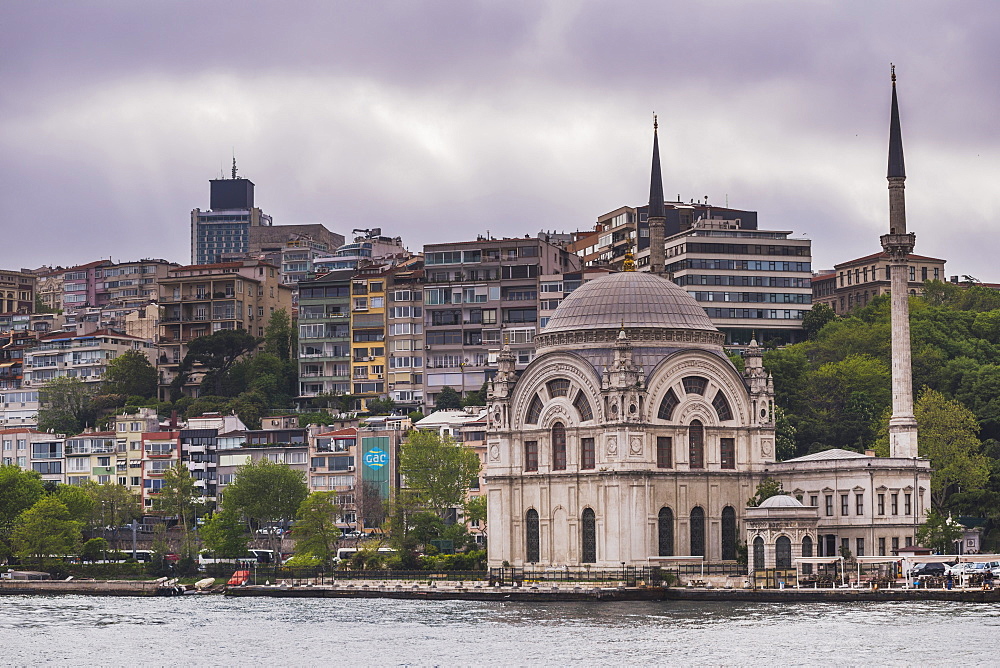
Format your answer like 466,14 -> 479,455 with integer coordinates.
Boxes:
537,272 -> 720,349
758,495 -> 805,509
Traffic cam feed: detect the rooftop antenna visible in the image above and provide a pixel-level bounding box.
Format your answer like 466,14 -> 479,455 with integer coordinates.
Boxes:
232,151 -> 238,179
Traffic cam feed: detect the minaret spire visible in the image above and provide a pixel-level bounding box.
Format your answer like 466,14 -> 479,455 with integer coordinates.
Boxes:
880,65 -> 919,459
647,113 -> 666,274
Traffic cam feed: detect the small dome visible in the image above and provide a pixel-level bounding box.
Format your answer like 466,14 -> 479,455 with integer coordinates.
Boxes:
758,494 -> 804,508
542,272 -> 718,334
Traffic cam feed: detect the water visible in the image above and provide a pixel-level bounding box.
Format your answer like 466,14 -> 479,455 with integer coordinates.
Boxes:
1,595 -> 998,666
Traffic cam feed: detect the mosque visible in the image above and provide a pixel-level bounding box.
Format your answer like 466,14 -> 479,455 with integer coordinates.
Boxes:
484,71 -> 932,570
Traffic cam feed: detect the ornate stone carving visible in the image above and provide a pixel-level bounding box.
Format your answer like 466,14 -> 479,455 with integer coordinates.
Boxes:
606,434 -> 618,456
629,434 -> 643,455
761,439 -> 774,457
488,443 -> 501,462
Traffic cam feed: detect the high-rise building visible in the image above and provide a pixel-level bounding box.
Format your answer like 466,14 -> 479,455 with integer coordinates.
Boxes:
297,270 -> 354,400
191,165 -> 272,266
385,265 -> 426,412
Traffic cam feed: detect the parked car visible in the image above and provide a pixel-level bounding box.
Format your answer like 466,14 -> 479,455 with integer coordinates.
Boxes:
911,562 -> 947,577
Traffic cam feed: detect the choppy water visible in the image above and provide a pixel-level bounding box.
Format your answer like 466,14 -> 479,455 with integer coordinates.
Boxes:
1,595 -> 998,666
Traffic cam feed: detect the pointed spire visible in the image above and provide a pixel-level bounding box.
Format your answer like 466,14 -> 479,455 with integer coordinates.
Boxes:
887,64 -> 905,179
232,154 -> 239,180
648,114 -> 666,219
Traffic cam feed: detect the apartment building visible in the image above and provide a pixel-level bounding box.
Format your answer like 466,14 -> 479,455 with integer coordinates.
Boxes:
309,427 -> 359,528
114,408 -> 159,495
421,236 -> 580,407
64,431 -> 117,486
0,330 -> 34,391
142,430 -> 181,509
0,270 -> 36,316
386,266 -> 425,412
191,172 -> 272,266
158,260 -> 293,397
0,387 -> 39,430
313,231 -> 410,273
28,431 -> 65,485
811,251 -> 947,314
297,270 -> 353,400
350,266 -> 389,410
22,329 -> 156,389
537,268 -> 614,329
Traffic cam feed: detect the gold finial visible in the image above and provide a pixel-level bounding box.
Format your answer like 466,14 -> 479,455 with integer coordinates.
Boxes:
622,241 -> 636,272
653,112 -> 658,131
891,63 -> 896,83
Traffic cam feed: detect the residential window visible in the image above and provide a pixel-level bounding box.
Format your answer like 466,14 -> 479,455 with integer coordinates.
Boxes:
892,537 -> 900,554
878,494 -> 885,515
891,493 -> 899,515
551,423 -> 566,471
524,441 -> 538,472
856,493 -> 864,515
841,494 -> 849,516
904,493 -> 911,515
720,437 -> 735,469
856,538 -> 865,557
656,437 -> 672,469
825,495 -> 833,516
810,495 -> 818,508
580,438 -> 595,470
878,537 -> 886,556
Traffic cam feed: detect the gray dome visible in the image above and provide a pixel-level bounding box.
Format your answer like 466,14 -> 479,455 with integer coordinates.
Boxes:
758,495 -> 804,508
542,272 -> 718,335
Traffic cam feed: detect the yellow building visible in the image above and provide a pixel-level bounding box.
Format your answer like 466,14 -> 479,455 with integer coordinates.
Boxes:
115,408 -> 160,494
350,267 -> 389,411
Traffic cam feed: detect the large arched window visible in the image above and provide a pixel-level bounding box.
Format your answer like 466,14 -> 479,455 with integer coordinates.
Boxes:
689,421 -> 704,469
776,536 -> 792,569
801,535 -> 813,575
657,507 -> 674,557
525,510 -> 540,563
581,508 -> 596,563
573,391 -> 593,422
526,394 -> 543,424
690,506 -> 705,557
753,536 -> 765,571
551,422 -> 566,471
712,391 -> 733,422
721,506 -> 736,560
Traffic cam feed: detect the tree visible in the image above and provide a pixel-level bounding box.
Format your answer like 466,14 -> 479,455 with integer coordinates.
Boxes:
464,495 -> 487,532
12,496 -> 81,563
84,482 -> 141,547
916,387 -> 990,509
183,329 -> 261,396
802,303 -> 837,338
37,376 -> 97,435
292,492 -> 342,565
53,485 -> 96,525
199,507 -> 249,558
263,308 -> 294,361
435,387 -> 462,410
747,477 -> 784,507
916,509 -> 964,553
224,459 -> 308,553
398,430 -> 481,516
0,465 -> 45,560
365,396 -> 396,415
103,349 -> 158,399
153,465 -> 200,537
461,382 -> 489,407
81,537 -> 109,563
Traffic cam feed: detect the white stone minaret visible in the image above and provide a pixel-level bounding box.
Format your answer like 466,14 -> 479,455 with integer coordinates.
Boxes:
880,65 -> 919,459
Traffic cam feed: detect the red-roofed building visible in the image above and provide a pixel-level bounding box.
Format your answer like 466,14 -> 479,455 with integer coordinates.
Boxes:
813,252 -> 946,314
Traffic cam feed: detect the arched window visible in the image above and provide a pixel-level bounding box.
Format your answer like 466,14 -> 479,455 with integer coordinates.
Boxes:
573,391 -> 593,422
776,536 -> 792,569
526,395 -> 543,424
712,391 -> 732,422
547,378 -> 570,398
801,535 -> 813,575
689,421 -> 704,469
551,422 -> 566,471
581,508 -> 596,563
690,506 -> 705,557
525,509 -> 540,563
753,536 -> 765,571
658,388 -> 679,421
657,507 -> 674,556
682,376 -> 707,395
721,506 -> 736,560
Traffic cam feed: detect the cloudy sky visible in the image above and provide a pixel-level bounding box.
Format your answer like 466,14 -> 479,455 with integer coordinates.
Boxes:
2,1 -> 998,278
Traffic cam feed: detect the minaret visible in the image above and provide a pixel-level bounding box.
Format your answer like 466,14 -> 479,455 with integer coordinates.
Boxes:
880,65 -> 919,459
647,115 -> 666,275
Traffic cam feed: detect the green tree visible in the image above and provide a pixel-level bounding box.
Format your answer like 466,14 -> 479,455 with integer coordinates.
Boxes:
199,507 -> 250,558
464,495 -> 487,531
0,465 -> 45,560
81,537 -> 110,563
84,482 -> 141,547
224,459 -> 308,553
461,382 -> 489,407
37,376 -> 97,435
774,406 -> 797,461
153,465 -> 201,537
12,496 -> 81,563
53,484 -> 96,525
747,477 -> 784,507
183,328 -> 261,396
365,396 -> 396,415
434,387 -> 462,410
103,349 -> 158,399
802,303 -> 837,338
916,387 -> 990,509
263,308 -> 294,361
398,430 -> 481,516
916,509 -> 964,553
293,492 -> 342,565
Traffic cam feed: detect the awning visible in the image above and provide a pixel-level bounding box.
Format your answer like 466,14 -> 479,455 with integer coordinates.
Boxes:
0,362 -> 16,367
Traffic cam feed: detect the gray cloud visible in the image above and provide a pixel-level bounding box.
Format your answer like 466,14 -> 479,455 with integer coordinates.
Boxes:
1,1 -> 998,279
